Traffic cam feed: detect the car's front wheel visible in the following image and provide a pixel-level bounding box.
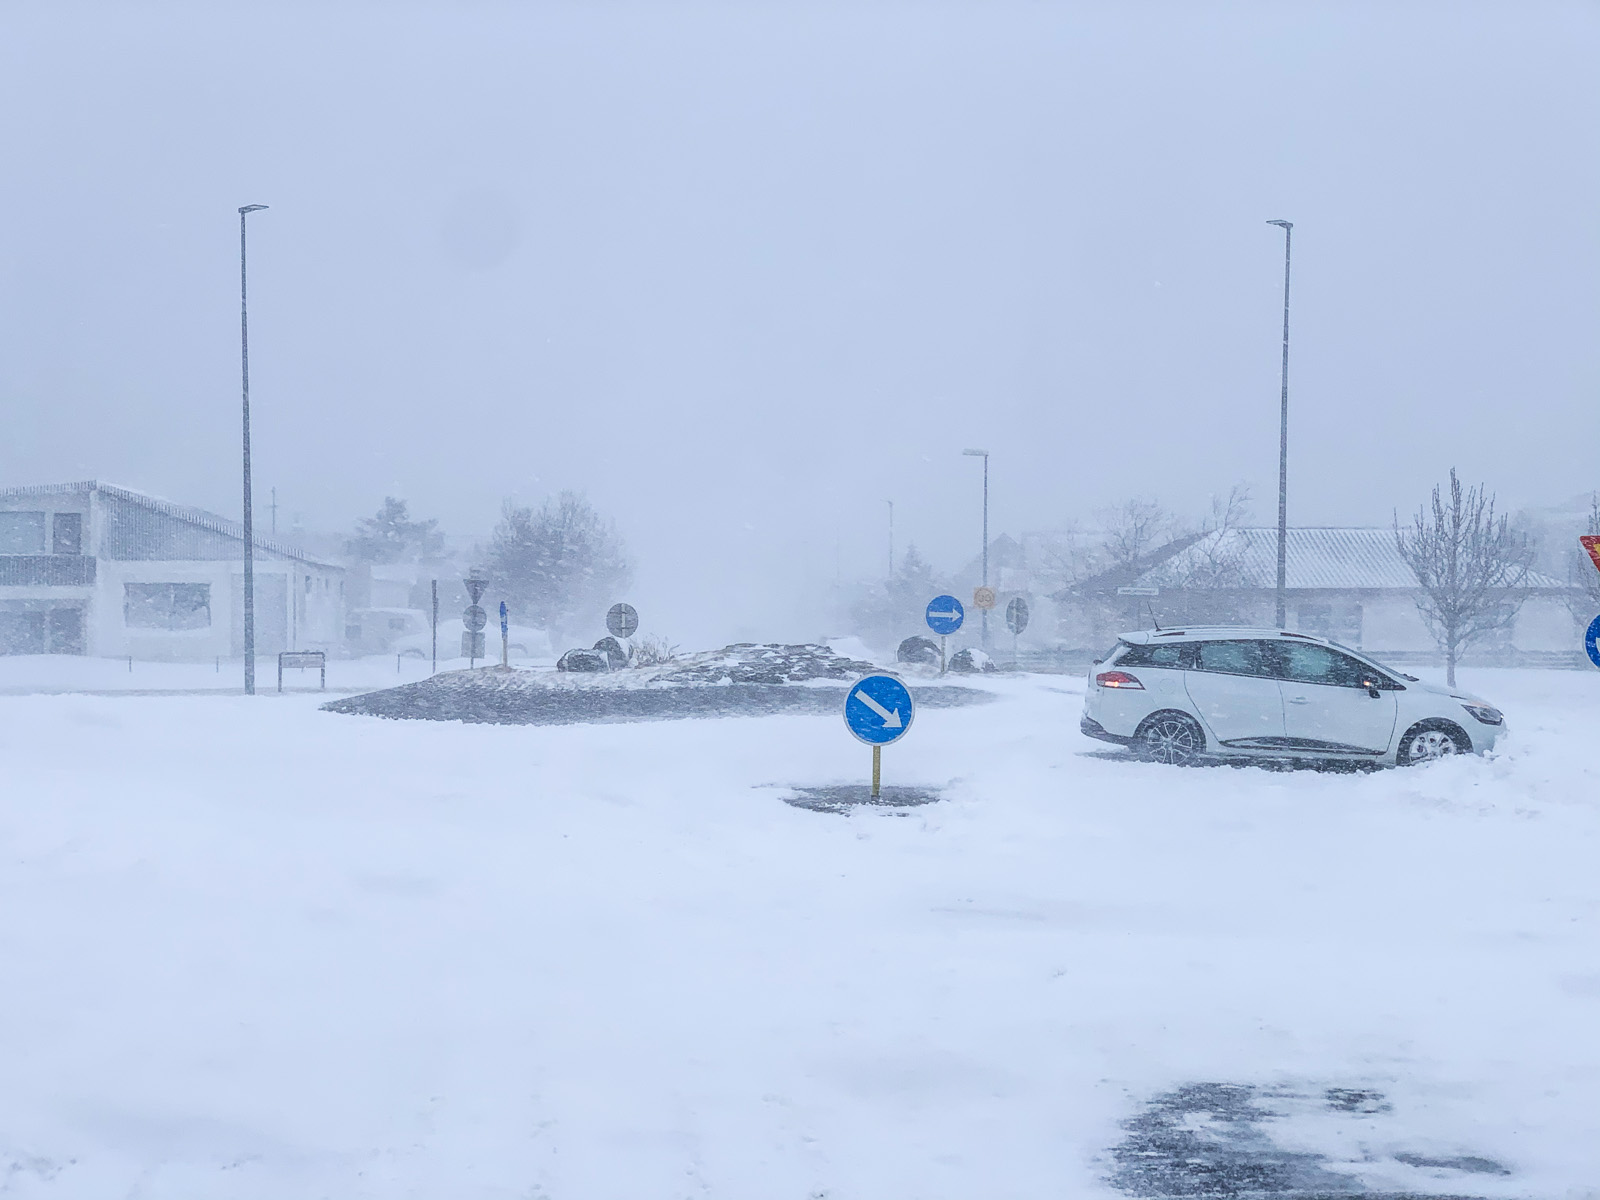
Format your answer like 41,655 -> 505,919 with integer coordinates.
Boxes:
1134,711 -> 1206,766
1396,720 -> 1471,765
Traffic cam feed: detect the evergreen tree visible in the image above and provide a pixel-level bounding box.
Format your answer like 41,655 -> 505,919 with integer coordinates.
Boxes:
347,497 -> 443,563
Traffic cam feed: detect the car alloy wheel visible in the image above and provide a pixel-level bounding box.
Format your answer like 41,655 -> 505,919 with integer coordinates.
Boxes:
1136,714 -> 1203,766
1399,724 -> 1465,764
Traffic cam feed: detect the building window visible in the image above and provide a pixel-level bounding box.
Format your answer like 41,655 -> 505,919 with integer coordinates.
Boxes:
305,574 -> 313,595
0,512 -> 46,555
52,513 -> 83,555
124,583 -> 212,630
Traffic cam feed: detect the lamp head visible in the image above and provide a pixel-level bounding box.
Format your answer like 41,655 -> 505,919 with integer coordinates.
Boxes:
239,204 -> 269,215
963,448 -> 988,457
1266,219 -> 1292,230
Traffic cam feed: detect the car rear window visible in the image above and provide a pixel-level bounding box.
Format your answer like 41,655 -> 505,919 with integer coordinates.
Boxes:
1195,639 -> 1276,678
1116,642 -> 1193,669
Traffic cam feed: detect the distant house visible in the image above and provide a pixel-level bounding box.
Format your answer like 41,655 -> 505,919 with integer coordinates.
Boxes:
1124,527 -> 1575,663
0,481 -> 344,659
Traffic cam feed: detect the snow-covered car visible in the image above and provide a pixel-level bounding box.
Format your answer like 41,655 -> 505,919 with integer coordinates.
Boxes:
1080,627 -> 1505,767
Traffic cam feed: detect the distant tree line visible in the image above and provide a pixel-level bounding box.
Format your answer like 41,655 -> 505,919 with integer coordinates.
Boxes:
344,492 -> 633,649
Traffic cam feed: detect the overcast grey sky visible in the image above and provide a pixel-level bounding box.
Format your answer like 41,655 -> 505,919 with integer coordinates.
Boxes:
2,1 -> 1596,641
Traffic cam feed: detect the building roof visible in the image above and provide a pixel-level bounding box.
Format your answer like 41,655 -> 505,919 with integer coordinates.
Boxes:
0,480 -> 343,569
1135,526 -> 1563,592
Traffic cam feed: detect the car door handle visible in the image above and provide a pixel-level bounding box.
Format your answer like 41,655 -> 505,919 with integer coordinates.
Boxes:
1286,696 -> 1310,704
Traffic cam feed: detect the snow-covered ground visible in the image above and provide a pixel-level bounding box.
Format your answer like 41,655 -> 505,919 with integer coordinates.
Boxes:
1,667 -> 1597,1197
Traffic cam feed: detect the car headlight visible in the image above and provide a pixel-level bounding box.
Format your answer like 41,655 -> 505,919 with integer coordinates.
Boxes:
1459,702 -> 1504,726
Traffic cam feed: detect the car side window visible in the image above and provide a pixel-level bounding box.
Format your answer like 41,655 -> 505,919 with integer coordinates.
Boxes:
1195,639 -> 1275,678
1277,642 -> 1368,687
1117,642 -> 1194,669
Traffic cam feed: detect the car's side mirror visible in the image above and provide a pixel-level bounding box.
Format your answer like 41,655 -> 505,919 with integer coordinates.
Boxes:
1362,679 -> 1381,699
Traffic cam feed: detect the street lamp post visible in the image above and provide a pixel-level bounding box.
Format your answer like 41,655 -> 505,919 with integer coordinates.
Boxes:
1267,219 -> 1293,629
963,449 -> 989,648
885,499 -> 894,579
239,203 -> 268,695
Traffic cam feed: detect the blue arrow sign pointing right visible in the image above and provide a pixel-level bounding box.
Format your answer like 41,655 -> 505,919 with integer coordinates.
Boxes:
925,594 -> 965,636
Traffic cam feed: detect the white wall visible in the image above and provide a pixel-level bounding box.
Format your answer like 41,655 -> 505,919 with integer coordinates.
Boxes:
91,559 -> 344,661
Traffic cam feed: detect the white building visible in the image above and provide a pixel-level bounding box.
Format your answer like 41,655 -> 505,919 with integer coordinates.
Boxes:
0,481 -> 345,660
1130,527 -> 1576,663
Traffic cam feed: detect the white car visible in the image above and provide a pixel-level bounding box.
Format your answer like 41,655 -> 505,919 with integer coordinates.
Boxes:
1080,627 -> 1505,766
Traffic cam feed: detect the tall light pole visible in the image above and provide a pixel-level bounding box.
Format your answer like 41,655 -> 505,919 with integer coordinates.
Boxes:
963,449 -> 989,648
1267,218 -> 1293,629
239,203 -> 268,695
885,499 -> 894,579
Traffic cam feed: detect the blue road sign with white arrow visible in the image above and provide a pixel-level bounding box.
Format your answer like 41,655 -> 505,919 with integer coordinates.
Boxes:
844,673 -> 915,745
925,595 -> 964,636
1586,614 -> 1600,669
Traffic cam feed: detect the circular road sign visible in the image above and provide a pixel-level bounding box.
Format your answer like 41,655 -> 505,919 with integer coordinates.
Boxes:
464,604 -> 488,633
607,602 -> 639,639
844,673 -> 915,746
925,595 -> 964,636
973,585 -> 997,610
1586,613 -> 1600,669
1005,596 -> 1030,636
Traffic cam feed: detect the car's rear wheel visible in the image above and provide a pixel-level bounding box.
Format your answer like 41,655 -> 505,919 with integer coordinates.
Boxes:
1396,720 -> 1471,765
1134,711 -> 1205,766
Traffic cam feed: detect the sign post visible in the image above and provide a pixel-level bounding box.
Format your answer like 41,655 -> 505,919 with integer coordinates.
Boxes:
463,570 -> 488,667
430,580 -> 439,675
607,602 -> 639,640
499,601 -> 509,667
844,673 -> 915,801
924,595 -> 964,675
1005,596 -> 1030,665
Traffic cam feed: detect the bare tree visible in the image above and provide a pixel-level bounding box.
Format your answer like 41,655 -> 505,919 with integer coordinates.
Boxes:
1096,498 -> 1172,573
1156,485 -> 1255,624
1395,469 -> 1533,685
487,492 -> 631,646
1173,485 -> 1252,591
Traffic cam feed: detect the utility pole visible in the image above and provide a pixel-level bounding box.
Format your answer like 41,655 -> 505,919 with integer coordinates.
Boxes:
270,486 -> 278,534
239,203 -> 268,694
1267,219 -> 1293,629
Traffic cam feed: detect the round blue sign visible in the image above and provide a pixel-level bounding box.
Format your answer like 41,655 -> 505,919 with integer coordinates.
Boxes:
844,673 -> 915,746
925,595 -> 965,636
1586,613 -> 1600,669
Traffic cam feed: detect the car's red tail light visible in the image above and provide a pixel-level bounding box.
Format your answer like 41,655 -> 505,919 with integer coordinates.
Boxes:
1096,670 -> 1144,689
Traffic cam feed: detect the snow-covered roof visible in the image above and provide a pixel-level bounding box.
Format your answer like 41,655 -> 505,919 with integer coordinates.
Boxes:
0,480 -> 343,569
1135,527 -> 1564,592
